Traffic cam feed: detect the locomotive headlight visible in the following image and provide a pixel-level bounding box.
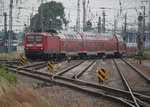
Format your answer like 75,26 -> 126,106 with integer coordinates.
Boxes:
41,48 -> 43,49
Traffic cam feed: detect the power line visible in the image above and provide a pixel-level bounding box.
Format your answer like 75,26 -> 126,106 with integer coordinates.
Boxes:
68,0 -> 76,8
20,0 -> 30,4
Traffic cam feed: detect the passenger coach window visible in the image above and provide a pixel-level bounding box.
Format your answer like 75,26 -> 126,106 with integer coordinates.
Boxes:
35,36 -> 42,41
27,36 -> 34,41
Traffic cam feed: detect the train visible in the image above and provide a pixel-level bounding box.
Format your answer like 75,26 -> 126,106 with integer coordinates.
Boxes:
124,32 -> 150,52
126,43 -> 137,52
24,29 -> 125,60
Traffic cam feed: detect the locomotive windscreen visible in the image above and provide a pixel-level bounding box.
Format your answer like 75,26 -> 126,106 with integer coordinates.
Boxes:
27,36 -> 43,42
35,36 -> 42,41
27,36 -> 34,41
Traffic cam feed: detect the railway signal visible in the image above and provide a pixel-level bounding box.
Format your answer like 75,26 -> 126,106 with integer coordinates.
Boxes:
47,61 -> 54,71
19,53 -> 25,65
137,12 -> 143,64
67,57 -> 71,63
102,55 -> 106,61
96,68 -> 106,84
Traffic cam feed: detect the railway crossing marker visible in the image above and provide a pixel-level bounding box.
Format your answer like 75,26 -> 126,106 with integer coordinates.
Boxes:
96,68 -> 106,84
47,61 -> 54,71
19,53 -> 25,65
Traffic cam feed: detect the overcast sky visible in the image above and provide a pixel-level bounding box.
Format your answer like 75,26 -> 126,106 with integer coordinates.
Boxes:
0,0 -> 148,32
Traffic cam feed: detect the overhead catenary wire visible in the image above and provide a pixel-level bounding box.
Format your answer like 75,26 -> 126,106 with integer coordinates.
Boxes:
0,0 -> 145,33
68,0 -> 77,8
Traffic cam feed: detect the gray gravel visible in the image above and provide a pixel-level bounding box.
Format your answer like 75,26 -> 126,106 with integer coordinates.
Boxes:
18,75 -> 126,107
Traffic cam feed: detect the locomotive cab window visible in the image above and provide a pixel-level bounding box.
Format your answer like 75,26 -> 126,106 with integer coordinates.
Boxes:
26,36 -> 42,42
27,36 -> 34,42
35,36 -> 42,41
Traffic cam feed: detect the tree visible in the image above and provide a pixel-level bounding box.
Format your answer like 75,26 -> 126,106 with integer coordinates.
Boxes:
30,1 -> 68,31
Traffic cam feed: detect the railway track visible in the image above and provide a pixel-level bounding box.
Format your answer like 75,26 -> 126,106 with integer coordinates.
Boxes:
113,58 -> 150,107
122,58 -> 150,83
0,59 -> 19,67
7,59 -> 150,107
115,58 -> 150,92
57,60 -> 95,78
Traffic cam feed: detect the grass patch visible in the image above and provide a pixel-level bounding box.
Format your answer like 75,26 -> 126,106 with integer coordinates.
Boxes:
142,51 -> 150,59
0,53 -> 20,60
0,65 -> 57,107
0,84 -> 58,107
124,48 -> 150,59
124,51 -> 136,57
0,64 -> 18,84
141,48 -> 150,52
141,48 -> 150,59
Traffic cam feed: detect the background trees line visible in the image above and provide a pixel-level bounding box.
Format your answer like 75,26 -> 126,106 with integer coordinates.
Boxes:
29,1 -> 93,31
30,1 -> 68,31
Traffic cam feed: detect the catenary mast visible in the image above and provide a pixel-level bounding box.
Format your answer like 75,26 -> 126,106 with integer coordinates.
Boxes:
76,0 -> 80,32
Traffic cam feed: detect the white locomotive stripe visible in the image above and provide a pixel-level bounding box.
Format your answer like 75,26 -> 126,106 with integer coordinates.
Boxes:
26,44 -> 33,46
36,44 -> 43,47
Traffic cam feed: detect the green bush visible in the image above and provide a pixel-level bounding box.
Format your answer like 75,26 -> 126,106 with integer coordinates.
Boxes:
0,64 -> 18,84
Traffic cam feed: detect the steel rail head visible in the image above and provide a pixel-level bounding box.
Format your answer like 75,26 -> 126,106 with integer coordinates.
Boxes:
121,58 -> 150,83
51,61 -> 85,80
75,60 -> 96,79
113,59 -> 140,107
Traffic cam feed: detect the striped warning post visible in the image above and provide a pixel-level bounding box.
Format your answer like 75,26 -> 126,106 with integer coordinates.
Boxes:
19,53 -> 25,65
96,68 -> 106,83
47,61 -> 54,71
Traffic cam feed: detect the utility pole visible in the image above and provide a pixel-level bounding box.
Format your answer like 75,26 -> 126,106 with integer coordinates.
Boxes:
41,0 -> 44,32
66,11 -> 70,30
83,0 -> 86,31
141,0 -> 150,25
76,0 -> 80,32
148,1 -> 150,24
142,6 -> 145,47
102,11 -> 105,33
3,12 -> 7,53
0,0 -> 4,17
137,12 -> 143,64
8,0 -> 13,52
124,13 -> 127,36
114,17 -> 117,35
97,16 -> 101,33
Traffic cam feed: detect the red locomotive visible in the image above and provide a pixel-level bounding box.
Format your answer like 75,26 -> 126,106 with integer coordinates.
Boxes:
24,29 -> 125,60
